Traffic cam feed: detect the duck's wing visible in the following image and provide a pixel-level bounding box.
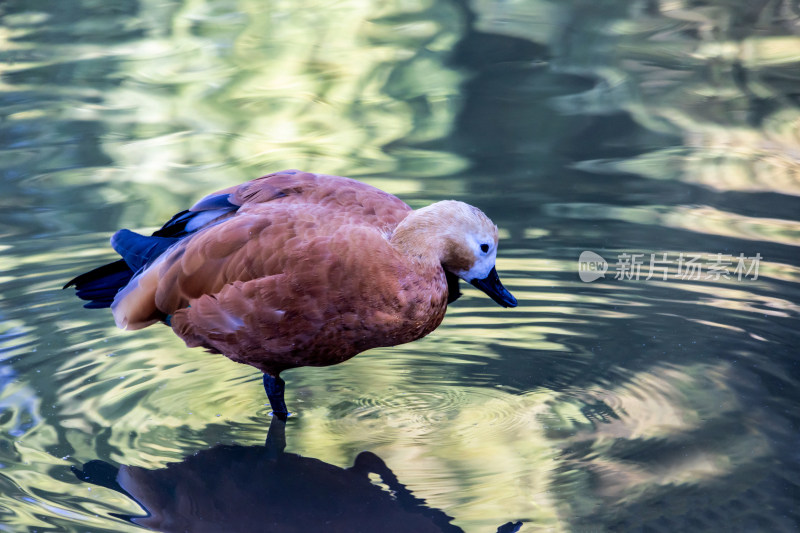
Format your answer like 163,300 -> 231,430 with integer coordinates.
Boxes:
108,171 -> 412,330
66,170 -> 409,311
63,192 -> 239,308
63,172 -> 286,309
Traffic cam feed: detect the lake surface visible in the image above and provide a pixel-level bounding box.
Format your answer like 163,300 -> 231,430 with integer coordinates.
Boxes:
1,0 -> 799,531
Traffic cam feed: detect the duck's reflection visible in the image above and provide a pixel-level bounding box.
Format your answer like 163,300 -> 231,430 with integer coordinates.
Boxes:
72,417 -> 522,533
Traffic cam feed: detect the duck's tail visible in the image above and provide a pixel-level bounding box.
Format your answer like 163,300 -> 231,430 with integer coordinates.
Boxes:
63,259 -> 134,309
64,230 -> 179,309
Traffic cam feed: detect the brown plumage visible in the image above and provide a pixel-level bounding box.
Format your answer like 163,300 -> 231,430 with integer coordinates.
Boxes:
66,170 -> 517,416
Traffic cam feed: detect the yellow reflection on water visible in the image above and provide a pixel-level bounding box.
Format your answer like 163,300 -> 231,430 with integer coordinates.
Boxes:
547,203 -> 800,246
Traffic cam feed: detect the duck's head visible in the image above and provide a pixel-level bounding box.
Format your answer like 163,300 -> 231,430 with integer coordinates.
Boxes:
392,200 -> 517,308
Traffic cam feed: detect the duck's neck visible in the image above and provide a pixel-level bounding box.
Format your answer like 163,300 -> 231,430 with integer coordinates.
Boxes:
389,208 -> 445,267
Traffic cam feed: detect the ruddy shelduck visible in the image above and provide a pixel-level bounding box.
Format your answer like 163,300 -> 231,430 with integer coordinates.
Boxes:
66,170 -> 517,418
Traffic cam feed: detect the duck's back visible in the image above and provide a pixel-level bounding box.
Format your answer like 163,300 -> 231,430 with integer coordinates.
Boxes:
110,171 -> 447,374
208,170 -> 411,231
229,170 -> 411,225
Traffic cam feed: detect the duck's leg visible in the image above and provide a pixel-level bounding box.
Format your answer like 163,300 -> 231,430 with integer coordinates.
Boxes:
263,373 -> 289,420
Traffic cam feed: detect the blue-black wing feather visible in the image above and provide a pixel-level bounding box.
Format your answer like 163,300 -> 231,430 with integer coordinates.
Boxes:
110,230 -> 179,272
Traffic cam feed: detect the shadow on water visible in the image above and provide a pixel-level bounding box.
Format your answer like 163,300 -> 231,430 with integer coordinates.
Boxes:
72,416 -> 522,533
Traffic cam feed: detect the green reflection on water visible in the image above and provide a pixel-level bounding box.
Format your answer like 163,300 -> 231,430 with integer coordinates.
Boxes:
1,0 -> 799,531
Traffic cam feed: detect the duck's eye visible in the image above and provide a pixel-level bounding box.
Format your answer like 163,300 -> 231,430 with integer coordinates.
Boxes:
480,243 -> 490,253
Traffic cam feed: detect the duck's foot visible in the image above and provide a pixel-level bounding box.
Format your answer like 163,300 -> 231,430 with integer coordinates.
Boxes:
263,373 -> 289,421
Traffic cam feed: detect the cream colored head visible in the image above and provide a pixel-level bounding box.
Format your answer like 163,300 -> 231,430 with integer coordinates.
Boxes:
391,200 -> 517,307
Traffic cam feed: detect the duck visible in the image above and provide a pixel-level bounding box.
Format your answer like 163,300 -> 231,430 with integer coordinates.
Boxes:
65,170 -> 517,419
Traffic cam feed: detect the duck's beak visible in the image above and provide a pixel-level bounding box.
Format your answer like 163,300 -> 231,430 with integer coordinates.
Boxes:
470,267 -> 517,308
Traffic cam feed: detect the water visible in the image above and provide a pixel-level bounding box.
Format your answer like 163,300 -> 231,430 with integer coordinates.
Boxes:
1,0 -> 799,531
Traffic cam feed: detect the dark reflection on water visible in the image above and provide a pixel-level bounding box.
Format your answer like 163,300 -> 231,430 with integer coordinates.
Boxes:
72,417 -> 522,533
1,0 -> 800,531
